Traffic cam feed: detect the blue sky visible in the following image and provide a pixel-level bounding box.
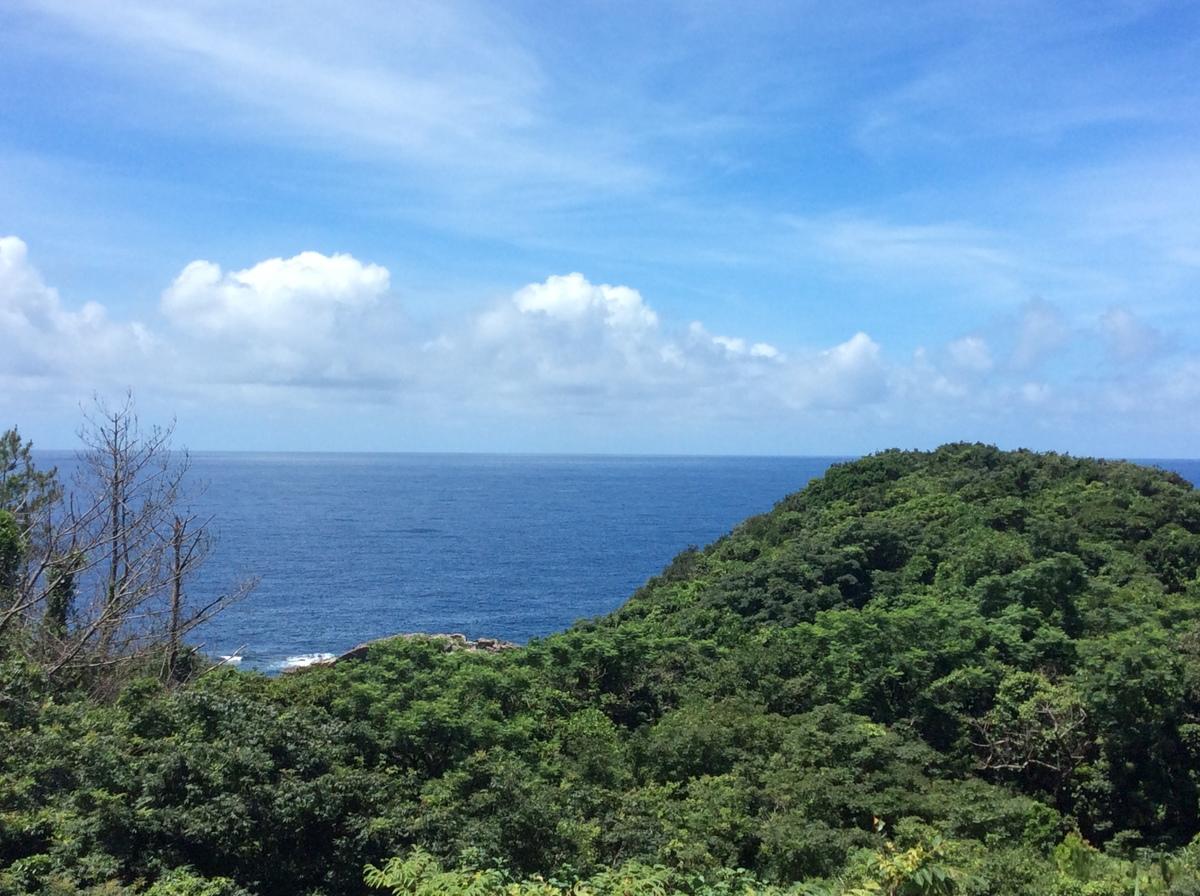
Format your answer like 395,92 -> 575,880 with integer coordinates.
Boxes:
2,1 -> 1198,455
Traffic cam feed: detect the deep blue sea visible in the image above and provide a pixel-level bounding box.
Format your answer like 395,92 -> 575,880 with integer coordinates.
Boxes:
33,453 -> 1200,672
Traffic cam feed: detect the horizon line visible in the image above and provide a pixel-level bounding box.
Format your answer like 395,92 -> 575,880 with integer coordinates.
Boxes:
29,447 -> 1200,463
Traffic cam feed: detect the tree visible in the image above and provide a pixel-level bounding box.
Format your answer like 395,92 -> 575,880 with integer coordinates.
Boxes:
42,549 -> 81,639
0,427 -> 62,641
0,426 -> 60,525
166,509 -> 212,682
0,394 -> 253,692
971,672 -> 1092,814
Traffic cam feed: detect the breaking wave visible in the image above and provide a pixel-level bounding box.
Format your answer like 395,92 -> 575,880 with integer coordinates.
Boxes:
277,652 -> 336,670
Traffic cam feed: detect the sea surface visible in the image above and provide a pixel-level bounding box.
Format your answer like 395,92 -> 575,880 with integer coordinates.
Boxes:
33,453 -> 1200,672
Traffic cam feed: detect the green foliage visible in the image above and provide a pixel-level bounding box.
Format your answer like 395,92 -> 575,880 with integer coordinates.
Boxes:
3,445 -> 1200,896
0,510 -> 21,596
842,837 -> 966,895
360,844 -> 965,896
0,427 -> 60,523
143,869 -> 251,896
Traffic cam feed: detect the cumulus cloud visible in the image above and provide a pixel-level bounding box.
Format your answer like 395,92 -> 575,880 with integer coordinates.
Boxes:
455,273 -> 801,412
6,236 -> 1198,451
0,235 -> 152,385
463,274 -> 668,401
687,322 -> 781,362
946,336 -> 993,372
160,251 -> 397,389
785,332 -> 887,409
512,273 -> 657,332
162,252 -> 389,336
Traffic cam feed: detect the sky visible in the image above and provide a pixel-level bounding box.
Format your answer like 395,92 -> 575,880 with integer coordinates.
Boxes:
2,1 -> 1199,456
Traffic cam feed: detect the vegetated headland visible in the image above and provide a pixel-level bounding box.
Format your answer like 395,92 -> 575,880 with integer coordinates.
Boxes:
3,438 -> 1200,895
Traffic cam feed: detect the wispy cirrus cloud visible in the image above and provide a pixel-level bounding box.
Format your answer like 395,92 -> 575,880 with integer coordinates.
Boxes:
16,0 -> 649,195
851,1 -> 1197,155
4,2 -> 1200,453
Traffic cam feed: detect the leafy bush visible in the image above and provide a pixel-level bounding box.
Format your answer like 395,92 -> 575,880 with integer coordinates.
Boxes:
4,445 -> 1200,895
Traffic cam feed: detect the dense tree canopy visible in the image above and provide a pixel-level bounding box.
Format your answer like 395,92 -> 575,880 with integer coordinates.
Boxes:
3,444 -> 1200,895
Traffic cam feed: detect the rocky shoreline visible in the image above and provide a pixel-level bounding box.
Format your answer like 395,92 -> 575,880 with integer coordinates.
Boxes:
328,632 -> 520,665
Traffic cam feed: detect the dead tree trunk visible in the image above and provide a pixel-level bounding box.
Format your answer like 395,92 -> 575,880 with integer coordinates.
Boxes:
168,516 -> 185,681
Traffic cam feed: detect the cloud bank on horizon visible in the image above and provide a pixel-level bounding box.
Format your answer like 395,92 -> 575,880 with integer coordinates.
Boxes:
1,1 -> 1198,455
3,236 -> 1195,455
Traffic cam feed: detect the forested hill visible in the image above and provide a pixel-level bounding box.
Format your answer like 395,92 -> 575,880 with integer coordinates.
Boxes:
4,444 -> 1200,896
604,444 -> 1200,828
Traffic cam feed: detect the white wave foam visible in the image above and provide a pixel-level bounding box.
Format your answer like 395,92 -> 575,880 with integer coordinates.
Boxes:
217,655 -> 244,666
279,652 -> 336,670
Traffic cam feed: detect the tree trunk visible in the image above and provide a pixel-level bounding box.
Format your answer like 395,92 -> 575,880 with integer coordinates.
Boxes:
168,516 -> 184,682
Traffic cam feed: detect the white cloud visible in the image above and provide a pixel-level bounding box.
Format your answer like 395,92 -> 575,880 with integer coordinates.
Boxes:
453,275 -> 804,415
20,0 -> 644,195
799,332 -> 887,408
465,275 -> 703,405
162,251 -> 389,337
798,216 -> 1026,302
750,343 -> 780,360
817,218 -> 1012,271
0,235 -> 152,384
1099,357 -> 1200,424
852,3 -> 1189,156
946,335 -> 993,372
712,334 -> 747,354
156,250 -> 403,390
1011,299 -> 1069,370
512,273 -> 658,332
1161,359 -> 1200,405
779,212 -> 1084,310
688,322 -> 782,361
1098,306 -> 1162,363
769,332 -> 889,412
1020,381 -> 1052,405
5,236 -> 1199,451
31,1 -> 536,154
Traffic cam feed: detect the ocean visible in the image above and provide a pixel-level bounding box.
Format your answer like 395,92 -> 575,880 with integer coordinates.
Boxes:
31,453 -> 1200,672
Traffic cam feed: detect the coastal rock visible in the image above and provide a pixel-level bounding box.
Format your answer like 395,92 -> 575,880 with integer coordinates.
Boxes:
331,632 -> 519,664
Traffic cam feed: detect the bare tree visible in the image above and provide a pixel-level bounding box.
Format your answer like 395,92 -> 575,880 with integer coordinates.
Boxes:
165,510 -> 212,682
0,393 -> 254,693
971,671 -> 1091,814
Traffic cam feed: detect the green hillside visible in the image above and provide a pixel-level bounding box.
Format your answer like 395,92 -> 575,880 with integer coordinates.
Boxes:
4,444 -> 1200,895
